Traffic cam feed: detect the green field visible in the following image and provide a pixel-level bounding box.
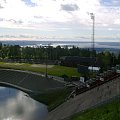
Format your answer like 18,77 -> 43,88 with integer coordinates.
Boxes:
0,62 -> 80,77
67,99 -> 120,120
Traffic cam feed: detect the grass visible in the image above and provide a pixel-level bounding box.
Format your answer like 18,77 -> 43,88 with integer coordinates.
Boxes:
48,65 -> 80,77
67,99 -> 120,120
0,62 -> 72,111
32,88 -> 70,111
0,62 -> 80,77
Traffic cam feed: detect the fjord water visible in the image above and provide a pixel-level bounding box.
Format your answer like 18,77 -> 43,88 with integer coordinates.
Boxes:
0,87 -> 48,120
1,40 -> 120,49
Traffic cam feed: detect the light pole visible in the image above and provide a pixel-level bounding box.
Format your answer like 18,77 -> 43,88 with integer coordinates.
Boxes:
45,47 -> 48,78
45,54 -> 48,78
90,13 -> 95,53
88,13 -> 95,75
45,43 -> 51,78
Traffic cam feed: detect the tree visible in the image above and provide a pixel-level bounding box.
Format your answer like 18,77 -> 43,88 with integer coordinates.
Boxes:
0,42 -> 2,50
0,42 -> 2,59
1,44 -> 9,59
8,45 -> 21,60
117,53 -> 120,64
98,51 -> 113,70
111,53 -> 117,66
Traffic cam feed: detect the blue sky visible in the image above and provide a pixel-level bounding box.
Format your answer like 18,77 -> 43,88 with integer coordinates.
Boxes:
0,0 -> 120,42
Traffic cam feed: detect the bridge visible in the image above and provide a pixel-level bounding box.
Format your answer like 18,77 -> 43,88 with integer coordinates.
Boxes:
0,69 -> 65,94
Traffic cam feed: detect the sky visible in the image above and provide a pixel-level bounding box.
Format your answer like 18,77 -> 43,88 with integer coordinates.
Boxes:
0,0 -> 120,42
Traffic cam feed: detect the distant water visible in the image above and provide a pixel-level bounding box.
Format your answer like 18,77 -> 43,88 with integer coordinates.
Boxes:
0,40 -> 120,50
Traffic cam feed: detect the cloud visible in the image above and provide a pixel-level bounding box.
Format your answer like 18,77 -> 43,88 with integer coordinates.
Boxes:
0,0 -> 6,8
7,19 -> 23,24
100,0 -> 120,7
114,19 -> 120,25
0,18 -> 4,21
22,0 -> 37,7
61,4 -> 79,11
0,4 -> 4,8
0,0 -> 120,40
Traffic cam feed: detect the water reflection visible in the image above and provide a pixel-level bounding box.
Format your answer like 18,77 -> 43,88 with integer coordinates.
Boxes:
0,87 -> 48,120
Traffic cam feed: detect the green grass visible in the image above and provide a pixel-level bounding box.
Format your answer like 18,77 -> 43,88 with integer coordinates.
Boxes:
48,65 -> 80,77
0,62 -> 72,111
0,62 -> 80,77
32,88 -> 70,111
67,99 -> 120,120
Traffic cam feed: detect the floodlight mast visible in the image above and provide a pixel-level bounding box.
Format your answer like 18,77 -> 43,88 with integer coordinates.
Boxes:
45,43 -> 51,78
90,13 -> 95,53
45,50 -> 48,78
88,13 -> 95,73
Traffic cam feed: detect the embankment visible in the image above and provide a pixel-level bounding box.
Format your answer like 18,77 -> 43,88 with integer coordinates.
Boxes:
46,76 -> 120,120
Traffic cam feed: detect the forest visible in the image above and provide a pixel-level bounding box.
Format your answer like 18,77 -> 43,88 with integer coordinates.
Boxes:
0,42 -> 120,69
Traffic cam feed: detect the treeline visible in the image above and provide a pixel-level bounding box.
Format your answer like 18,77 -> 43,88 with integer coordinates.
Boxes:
0,43 -> 95,60
0,42 -> 120,68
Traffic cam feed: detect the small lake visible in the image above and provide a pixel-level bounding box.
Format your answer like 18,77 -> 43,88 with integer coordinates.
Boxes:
0,87 -> 48,120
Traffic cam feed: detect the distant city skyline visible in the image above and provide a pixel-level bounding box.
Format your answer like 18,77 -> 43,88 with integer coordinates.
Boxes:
0,0 -> 120,42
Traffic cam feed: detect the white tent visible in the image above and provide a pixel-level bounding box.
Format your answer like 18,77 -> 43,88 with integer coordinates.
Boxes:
88,66 -> 100,71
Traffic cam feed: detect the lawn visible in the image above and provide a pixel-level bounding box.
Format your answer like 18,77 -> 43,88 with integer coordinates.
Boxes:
67,99 -> 120,120
0,62 -> 80,77
0,62 -> 72,110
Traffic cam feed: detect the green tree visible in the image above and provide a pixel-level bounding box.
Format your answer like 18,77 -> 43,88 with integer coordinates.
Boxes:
0,42 -> 2,50
117,53 -> 120,64
1,44 -> 9,59
8,45 -> 21,59
98,51 -> 112,70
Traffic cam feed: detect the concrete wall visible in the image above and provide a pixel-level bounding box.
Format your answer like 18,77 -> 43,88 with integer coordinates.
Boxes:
46,77 -> 120,120
0,69 -> 64,94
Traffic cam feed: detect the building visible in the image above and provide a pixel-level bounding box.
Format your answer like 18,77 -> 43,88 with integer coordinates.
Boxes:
60,56 -> 101,67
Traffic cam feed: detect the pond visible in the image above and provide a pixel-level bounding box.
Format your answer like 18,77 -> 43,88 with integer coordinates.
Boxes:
0,86 -> 48,120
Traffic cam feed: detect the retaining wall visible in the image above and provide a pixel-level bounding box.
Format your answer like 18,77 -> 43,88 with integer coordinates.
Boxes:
46,77 -> 120,120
